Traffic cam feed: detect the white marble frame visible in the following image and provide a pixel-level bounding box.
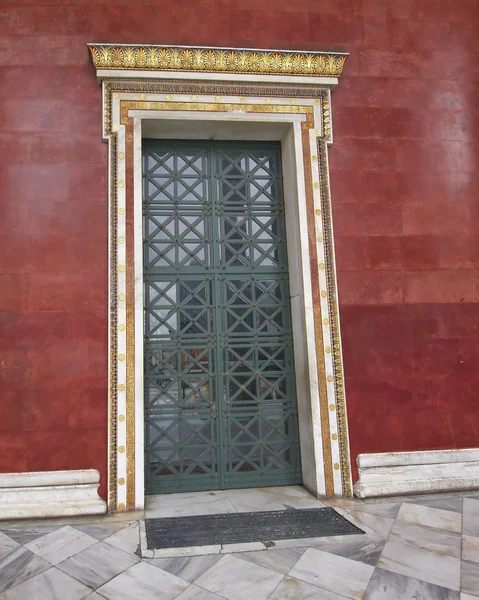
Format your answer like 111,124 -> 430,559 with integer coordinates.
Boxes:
106,86 -> 350,511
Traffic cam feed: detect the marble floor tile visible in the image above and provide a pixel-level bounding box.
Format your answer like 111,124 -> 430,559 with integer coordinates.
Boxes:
175,584 -> 225,600
406,497 -> 464,514
378,539 -> 460,591
1,489 -> 478,600
220,541 -> 268,554
0,527 -> 59,546
233,547 -> 305,575
338,503 -> 400,520
99,513 -> 144,525
269,575 -> 348,600
0,567 -> 92,600
25,525 -> 98,565
73,522 -> 131,541
195,554 -> 283,600
325,497 -> 378,508
144,554 -> 223,582
327,495 -> 434,509
364,567 -> 460,600
145,491 -> 237,519
388,519 -> 461,558
289,547 -> 374,600
463,514 -> 479,537
57,541 -> 139,589
96,561 -> 188,600
0,517 -> 101,529
224,486 -> 326,513
396,503 -> 462,533
463,535 -> 479,563
142,543 -> 222,559
461,559 -> 479,596
103,522 -> 140,555
463,499 -> 479,517
310,537 -> 386,566
0,535 -> 19,563
265,535 -> 370,552
0,547 -> 49,594
337,508 -> 395,539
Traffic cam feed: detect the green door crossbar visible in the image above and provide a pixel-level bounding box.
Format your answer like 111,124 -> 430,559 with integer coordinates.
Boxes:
143,140 -> 302,494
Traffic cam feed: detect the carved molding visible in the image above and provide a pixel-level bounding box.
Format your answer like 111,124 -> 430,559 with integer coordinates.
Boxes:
0,470 -> 106,519
355,449 -> 479,498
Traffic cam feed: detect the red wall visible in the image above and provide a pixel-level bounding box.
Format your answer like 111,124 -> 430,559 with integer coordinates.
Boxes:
0,0 -> 477,494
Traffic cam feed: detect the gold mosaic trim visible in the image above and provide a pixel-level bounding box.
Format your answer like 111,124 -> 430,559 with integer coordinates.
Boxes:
318,139 -> 352,496
108,134 -> 118,512
123,118 -> 136,510
89,44 -> 347,77
119,99 -> 314,123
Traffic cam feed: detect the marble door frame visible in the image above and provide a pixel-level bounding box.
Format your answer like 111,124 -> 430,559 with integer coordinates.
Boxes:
88,44 -> 352,511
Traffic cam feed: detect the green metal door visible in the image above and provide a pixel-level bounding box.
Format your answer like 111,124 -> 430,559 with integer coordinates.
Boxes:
143,140 -> 301,494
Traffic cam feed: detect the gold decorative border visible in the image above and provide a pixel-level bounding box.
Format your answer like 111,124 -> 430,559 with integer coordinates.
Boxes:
108,133 -> 119,512
89,44 -> 347,77
102,81 -> 332,138
123,121 -> 136,510
103,82 -> 352,509
318,140 -> 352,496
120,100 -> 315,122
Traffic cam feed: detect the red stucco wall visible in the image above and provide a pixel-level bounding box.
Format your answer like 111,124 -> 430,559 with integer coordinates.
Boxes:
0,0 -> 477,494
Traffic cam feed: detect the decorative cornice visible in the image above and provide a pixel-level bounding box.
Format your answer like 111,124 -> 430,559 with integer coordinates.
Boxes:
88,44 -> 348,78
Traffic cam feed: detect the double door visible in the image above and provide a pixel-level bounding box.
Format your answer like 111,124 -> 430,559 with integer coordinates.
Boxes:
143,139 -> 301,493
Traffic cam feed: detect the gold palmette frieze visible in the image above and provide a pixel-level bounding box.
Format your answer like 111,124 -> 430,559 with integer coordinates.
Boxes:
88,44 -> 348,77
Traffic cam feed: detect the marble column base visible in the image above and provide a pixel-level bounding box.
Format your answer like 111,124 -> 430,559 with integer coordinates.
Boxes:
354,449 -> 479,498
0,470 -> 107,519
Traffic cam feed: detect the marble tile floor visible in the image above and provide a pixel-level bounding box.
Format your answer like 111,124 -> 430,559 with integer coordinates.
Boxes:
144,485 -> 327,519
0,488 -> 478,599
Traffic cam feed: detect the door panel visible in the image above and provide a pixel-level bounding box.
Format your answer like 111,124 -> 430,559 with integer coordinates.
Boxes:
143,140 -> 301,494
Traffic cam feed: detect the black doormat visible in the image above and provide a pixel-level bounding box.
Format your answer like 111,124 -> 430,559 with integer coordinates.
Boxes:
145,507 -> 363,550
